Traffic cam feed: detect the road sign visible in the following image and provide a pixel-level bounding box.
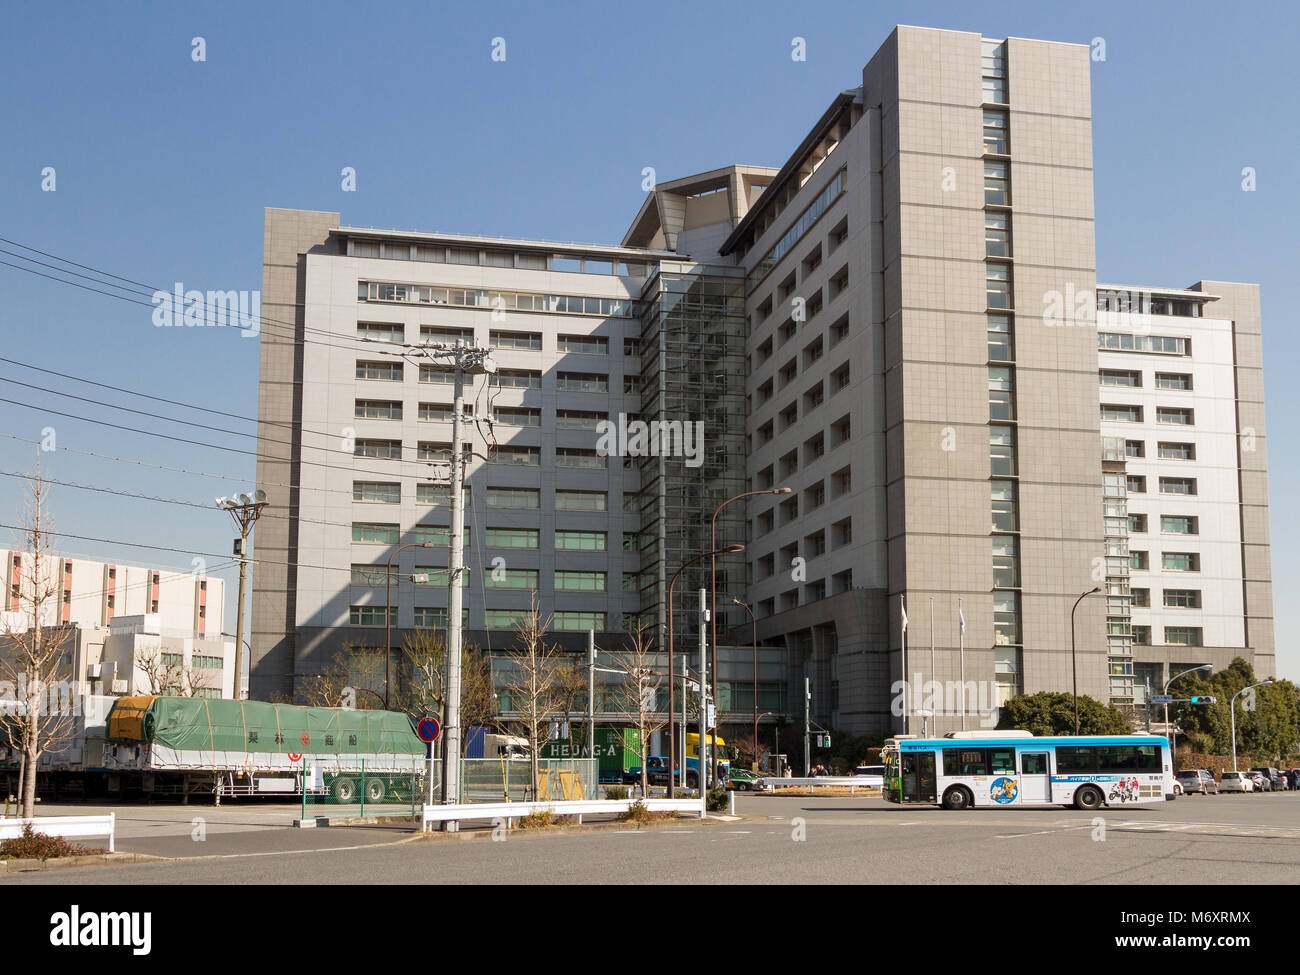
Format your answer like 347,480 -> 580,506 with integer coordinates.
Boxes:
1150,694 -> 1174,705
417,717 -> 441,742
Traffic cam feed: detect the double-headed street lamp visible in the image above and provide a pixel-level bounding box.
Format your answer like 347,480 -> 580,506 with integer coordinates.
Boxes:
1164,664 -> 1212,755
215,490 -> 268,700
710,488 -> 788,785
1070,586 -> 1100,734
668,544 -> 744,793
384,540 -> 436,708
1231,680 -> 1274,772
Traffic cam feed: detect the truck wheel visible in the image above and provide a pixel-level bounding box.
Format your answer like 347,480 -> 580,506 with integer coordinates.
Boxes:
364,777 -> 385,804
685,772 -> 699,790
1074,785 -> 1104,811
332,777 -> 356,804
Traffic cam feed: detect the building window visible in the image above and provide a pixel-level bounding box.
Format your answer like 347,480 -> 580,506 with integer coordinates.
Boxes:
992,536 -> 1019,588
556,490 -> 606,512
553,611 -> 606,632
354,439 -> 402,460
492,446 -> 541,467
1131,588 -> 1150,607
988,366 -> 1014,420
1102,404 -> 1143,423
984,161 -> 1010,206
353,482 -> 400,503
1128,513 -> 1147,533
556,410 -> 607,430
414,607 -> 468,628
555,531 -> 606,551
1159,477 -> 1197,496
987,314 -> 1012,361
349,605 -> 394,626
490,330 -> 542,351
486,487 -> 540,509
1100,370 -> 1141,387
357,322 -> 404,344
1129,550 -> 1149,570
1125,440 -> 1145,458
1132,625 -> 1151,646
1161,552 -> 1200,572
985,210 -> 1010,257
557,335 -> 609,355
484,527 -> 539,549
1156,407 -> 1194,426
993,591 -> 1019,646
355,399 -> 402,420
1160,515 -> 1198,535
351,523 -> 399,544
1126,475 -> 1146,494
991,480 -> 1017,532
490,369 -> 543,389
493,407 -> 541,426
623,376 -> 641,395
989,425 -> 1016,476
986,264 -> 1012,310
555,571 -> 606,592
1164,627 -> 1203,647
485,569 -> 539,590
1157,442 -> 1195,461
556,372 -> 608,393
485,610 -> 528,630
982,109 -> 1009,153
1098,333 -> 1190,356
1154,372 -> 1192,390
356,361 -> 403,382
555,448 -> 606,469
1163,589 -> 1202,609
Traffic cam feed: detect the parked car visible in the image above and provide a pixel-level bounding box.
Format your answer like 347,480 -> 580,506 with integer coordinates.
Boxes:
1219,771 -> 1254,793
728,767 -> 764,791
1262,768 -> 1290,791
1246,770 -> 1271,792
1176,769 -> 1218,795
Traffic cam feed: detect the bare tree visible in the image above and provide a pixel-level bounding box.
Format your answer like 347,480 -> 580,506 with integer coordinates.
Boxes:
136,646 -> 214,697
299,645 -> 386,709
499,594 -> 567,799
0,472 -> 77,818
399,627 -> 494,751
607,619 -> 667,795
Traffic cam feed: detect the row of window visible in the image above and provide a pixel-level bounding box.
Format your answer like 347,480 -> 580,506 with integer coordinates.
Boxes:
359,281 -> 637,318
1100,404 -> 1194,425
1129,551 -> 1200,572
1121,440 -> 1196,461
1124,475 -> 1197,496
1127,514 -> 1198,535
748,168 -> 847,289
349,605 -> 609,631
1130,588 -> 1203,609
1100,369 -> 1193,390
1132,626 -> 1204,647
1098,332 -> 1190,356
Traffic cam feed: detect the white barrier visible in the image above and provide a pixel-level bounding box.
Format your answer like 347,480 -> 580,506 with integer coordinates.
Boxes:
421,798 -> 700,831
0,813 -> 116,853
759,777 -> 880,794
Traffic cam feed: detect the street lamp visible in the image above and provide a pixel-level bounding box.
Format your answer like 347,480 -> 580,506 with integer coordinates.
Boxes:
1070,586 -> 1100,734
384,540 -> 436,708
1230,680 -> 1273,772
667,544 -> 744,793
731,597 -> 758,772
711,488 -> 788,785
1164,664 -> 1212,756
215,490 -> 268,700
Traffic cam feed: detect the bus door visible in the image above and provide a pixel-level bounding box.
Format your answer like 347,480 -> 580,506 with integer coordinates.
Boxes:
1019,751 -> 1051,803
901,750 -> 936,803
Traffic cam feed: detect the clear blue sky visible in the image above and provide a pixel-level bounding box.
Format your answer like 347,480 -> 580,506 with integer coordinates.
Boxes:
1,1 -> 1296,678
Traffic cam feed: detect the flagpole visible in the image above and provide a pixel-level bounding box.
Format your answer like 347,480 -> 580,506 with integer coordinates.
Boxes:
928,596 -> 935,734
958,596 -> 966,731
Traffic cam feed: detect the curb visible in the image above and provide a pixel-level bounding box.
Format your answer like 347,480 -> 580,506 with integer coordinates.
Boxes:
0,852 -> 167,875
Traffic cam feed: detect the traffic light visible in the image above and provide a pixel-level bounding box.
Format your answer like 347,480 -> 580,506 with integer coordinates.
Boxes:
1188,696 -> 1217,705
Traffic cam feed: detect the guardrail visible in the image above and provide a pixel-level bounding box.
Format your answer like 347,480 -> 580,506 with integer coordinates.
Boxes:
759,777 -> 880,794
421,798 -> 701,831
0,813 -> 116,852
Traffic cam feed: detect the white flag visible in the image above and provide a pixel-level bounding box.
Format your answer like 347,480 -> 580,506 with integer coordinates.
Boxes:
959,605 -> 966,633
900,596 -> 908,633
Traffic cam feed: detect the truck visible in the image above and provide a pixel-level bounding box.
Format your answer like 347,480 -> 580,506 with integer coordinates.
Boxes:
540,727 -> 643,784
464,725 -> 530,760
93,695 -> 426,802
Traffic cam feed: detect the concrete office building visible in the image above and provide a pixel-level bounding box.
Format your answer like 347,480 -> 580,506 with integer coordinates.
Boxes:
250,26 -> 1273,738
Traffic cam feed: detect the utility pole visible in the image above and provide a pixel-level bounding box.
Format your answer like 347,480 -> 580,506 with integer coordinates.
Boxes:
587,630 -> 596,762
403,339 -> 495,830
803,677 -> 811,776
698,590 -> 708,816
215,491 -> 267,700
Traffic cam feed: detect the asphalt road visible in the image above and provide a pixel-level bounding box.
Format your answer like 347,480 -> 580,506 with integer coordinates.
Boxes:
4,791 -> 1300,885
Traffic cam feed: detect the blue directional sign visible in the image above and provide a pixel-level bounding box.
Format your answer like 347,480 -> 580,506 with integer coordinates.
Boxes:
417,717 -> 441,742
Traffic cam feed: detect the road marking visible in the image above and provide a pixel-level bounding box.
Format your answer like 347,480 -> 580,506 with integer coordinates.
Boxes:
724,830 -> 752,834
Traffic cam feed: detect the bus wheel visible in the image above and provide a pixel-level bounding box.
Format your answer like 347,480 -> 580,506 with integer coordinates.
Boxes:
942,786 -> 972,810
1074,786 -> 1104,811
364,777 -> 385,804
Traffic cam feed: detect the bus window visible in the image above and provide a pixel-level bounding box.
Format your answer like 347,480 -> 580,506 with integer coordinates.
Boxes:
943,748 -> 986,776
989,748 -> 1015,774
902,751 -> 936,802
1056,746 -> 1097,773
1021,752 -> 1048,775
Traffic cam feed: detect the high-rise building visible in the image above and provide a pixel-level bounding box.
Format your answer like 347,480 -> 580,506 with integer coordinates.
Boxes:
250,26 -> 1272,738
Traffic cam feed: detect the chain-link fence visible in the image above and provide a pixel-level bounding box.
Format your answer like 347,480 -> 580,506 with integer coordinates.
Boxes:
299,757 -> 599,820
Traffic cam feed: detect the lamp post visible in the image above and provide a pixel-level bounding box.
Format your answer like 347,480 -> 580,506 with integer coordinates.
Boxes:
710,488 -> 788,786
731,597 -> 757,772
1070,586 -> 1100,734
1164,664 -> 1212,756
668,544 -> 744,793
1231,680 -> 1273,772
215,490 -> 268,700
384,540 -> 436,708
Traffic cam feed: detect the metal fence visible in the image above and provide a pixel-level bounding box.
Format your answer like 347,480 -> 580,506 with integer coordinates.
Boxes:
298,757 -> 599,821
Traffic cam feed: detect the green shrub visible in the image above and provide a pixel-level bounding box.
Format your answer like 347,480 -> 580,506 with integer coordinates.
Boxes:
706,788 -> 730,812
604,786 -> 629,801
517,809 -> 556,829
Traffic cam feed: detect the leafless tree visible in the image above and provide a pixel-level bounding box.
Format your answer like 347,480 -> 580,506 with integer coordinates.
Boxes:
399,627 -> 494,752
606,619 -> 667,796
499,594 -> 567,799
0,472 -> 78,818
299,644 -> 385,709
136,646 -> 214,697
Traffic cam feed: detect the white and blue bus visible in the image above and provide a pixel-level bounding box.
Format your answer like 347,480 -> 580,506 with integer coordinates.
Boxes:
881,731 -> 1175,810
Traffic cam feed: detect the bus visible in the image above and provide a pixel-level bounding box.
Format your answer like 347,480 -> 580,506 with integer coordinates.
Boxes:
684,732 -> 731,786
881,731 -> 1175,810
